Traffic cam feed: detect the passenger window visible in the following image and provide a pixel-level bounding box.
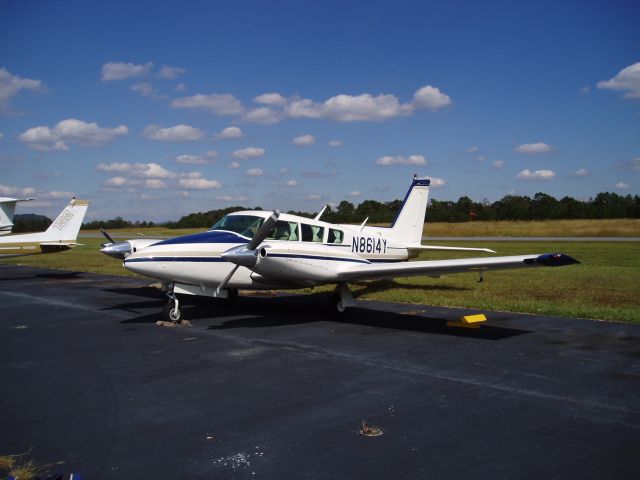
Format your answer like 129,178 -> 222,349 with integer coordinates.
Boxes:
328,228 -> 343,244
268,220 -> 299,241
301,223 -> 325,242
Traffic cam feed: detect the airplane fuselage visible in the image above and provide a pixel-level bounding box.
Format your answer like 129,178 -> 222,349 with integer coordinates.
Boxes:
124,211 -> 412,291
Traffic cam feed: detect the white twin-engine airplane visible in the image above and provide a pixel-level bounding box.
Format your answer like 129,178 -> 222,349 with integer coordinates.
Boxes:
101,176 -> 578,322
0,198 -> 90,259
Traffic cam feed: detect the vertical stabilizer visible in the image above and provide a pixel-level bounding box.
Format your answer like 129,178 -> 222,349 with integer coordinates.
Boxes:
43,198 -> 90,242
0,197 -> 33,235
387,176 -> 430,245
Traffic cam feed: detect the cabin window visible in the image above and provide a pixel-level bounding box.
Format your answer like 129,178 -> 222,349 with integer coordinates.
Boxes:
267,220 -> 299,241
328,228 -> 344,244
210,214 -> 264,237
301,223 -> 325,242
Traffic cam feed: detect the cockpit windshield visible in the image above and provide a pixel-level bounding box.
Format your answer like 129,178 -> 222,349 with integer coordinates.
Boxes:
209,214 -> 265,238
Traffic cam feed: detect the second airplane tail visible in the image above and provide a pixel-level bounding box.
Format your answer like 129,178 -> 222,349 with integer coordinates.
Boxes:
43,198 -> 91,243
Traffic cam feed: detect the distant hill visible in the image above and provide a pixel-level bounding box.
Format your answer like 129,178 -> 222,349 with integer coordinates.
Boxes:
13,214 -> 52,233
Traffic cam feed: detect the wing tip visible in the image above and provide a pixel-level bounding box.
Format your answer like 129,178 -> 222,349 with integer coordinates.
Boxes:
534,253 -> 580,267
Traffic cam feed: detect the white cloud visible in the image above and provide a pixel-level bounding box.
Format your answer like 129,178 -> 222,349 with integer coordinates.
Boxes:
175,83 -> 187,92
597,62 -> 640,100
274,180 -> 299,188
491,160 -> 505,169
142,124 -> 204,141
618,157 -> 640,172
144,179 -> 168,189
375,154 -> 427,166
242,107 -> 282,124
0,132 -> 3,139
176,84 -> 451,125
347,191 -> 361,197
41,190 -> 74,199
19,119 -> 127,151
178,178 -> 222,189
246,168 -> 264,177
130,82 -> 166,99
516,169 -> 556,181
104,176 -> 127,187
232,147 -> 265,160
171,93 -> 244,115
254,92 -> 287,105
0,184 -> 37,196
580,86 -> 590,95
216,126 -> 243,139
101,61 -> 153,81
227,161 -> 241,169
571,168 -> 590,177
412,85 -> 452,110
293,134 -> 315,147
97,162 -> 175,178
175,151 -> 217,165
615,182 -> 630,189
216,194 -> 249,202
292,93 -> 414,122
158,65 -> 186,79
304,194 -> 327,201
514,142 -> 555,155
427,177 -> 446,187
466,146 -> 479,153
0,67 -> 44,112
328,140 -> 343,148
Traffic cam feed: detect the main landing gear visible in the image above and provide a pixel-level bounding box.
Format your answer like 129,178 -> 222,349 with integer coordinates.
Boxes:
329,283 -> 357,313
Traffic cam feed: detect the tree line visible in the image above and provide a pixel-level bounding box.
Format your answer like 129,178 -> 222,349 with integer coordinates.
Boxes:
70,191 -> 640,230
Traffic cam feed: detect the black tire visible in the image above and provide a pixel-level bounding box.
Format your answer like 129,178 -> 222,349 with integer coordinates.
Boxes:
162,302 -> 182,322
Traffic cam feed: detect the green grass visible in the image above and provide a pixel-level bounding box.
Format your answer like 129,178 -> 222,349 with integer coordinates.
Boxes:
4,239 -> 640,323
422,218 -> 640,237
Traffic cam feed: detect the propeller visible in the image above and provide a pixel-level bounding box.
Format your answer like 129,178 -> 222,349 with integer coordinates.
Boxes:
100,228 -> 115,247
215,209 -> 281,295
99,228 -> 133,259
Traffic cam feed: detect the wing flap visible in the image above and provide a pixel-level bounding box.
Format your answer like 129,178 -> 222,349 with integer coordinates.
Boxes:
337,253 -> 578,282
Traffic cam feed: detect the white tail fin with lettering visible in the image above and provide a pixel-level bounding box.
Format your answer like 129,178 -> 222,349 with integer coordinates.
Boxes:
43,198 -> 91,242
385,176 -> 431,245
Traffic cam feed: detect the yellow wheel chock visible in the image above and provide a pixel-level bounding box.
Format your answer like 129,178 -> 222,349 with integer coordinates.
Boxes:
446,313 -> 487,329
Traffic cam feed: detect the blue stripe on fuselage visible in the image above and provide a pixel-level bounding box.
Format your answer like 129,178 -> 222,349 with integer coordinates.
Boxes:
152,230 -> 246,246
125,256 -> 226,263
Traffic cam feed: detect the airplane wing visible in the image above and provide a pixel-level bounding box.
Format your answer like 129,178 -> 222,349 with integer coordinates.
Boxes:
336,253 -> 579,282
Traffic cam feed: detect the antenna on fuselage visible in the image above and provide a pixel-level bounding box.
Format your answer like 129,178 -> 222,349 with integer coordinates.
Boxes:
359,217 -> 369,231
314,205 -> 328,221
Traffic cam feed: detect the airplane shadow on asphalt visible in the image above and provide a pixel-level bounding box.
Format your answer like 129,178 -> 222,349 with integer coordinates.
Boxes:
104,286 -> 531,341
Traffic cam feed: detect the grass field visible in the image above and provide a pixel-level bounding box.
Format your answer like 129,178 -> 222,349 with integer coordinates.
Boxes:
4,238 -> 639,324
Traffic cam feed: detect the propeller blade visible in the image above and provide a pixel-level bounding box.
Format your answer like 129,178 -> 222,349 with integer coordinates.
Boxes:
247,209 -> 281,250
220,209 -> 282,269
100,228 -> 115,245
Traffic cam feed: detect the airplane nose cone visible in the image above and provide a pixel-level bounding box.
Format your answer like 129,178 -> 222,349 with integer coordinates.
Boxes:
100,242 -> 132,260
221,245 -> 258,268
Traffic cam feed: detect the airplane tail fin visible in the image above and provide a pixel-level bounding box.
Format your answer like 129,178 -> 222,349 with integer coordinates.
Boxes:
43,198 -> 90,242
0,198 -> 18,235
386,176 -> 430,245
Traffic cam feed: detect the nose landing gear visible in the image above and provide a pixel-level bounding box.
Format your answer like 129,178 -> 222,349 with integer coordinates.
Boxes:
159,284 -> 191,326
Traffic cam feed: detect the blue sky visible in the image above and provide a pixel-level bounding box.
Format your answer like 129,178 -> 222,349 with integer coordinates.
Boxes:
1,0 -> 639,222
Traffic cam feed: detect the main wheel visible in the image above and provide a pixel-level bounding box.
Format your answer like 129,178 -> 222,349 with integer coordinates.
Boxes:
162,302 -> 182,322
329,292 -> 349,314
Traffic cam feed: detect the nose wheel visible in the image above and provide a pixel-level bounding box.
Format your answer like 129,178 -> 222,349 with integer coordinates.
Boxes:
159,285 -> 190,326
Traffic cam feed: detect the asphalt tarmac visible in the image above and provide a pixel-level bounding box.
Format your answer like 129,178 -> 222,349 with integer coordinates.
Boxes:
1,264 -> 639,479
